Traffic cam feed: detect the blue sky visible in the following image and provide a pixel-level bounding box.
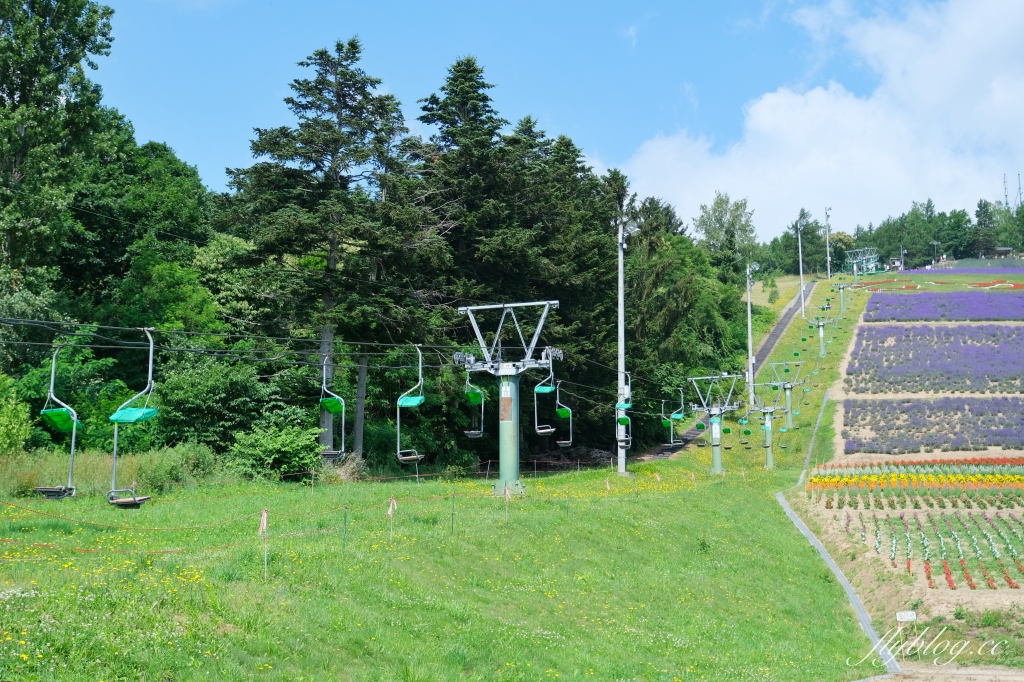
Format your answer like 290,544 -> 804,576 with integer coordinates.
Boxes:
95,0 -> 1022,239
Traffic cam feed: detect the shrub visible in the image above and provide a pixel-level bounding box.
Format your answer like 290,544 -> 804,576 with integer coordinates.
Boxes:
157,360 -> 270,450
133,442 -> 216,493
227,425 -> 321,478
0,374 -> 31,455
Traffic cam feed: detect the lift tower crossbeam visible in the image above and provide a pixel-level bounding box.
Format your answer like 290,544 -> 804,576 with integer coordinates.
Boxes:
456,300 -> 560,495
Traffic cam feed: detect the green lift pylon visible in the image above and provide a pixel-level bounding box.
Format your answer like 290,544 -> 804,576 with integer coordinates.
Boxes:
810,309 -> 837,359
455,301 -> 560,495
687,373 -> 741,475
748,374 -> 787,470
763,361 -> 805,431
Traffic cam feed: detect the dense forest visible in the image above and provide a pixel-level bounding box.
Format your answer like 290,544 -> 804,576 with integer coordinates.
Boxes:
758,200 -> 1024,275
0,2 -> 775,476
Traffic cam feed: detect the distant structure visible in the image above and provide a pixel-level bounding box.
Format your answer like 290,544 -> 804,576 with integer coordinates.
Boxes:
844,247 -> 880,275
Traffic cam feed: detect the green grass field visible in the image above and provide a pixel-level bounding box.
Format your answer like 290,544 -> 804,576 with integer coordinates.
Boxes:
1,463 -> 870,681
0,281 -> 875,681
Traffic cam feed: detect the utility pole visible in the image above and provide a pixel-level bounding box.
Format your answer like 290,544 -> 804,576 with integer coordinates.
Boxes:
616,214 -> 629,474
930,240 -> 939,266
824,207 -> 832,281
797,216 -> 806,319
746,262 -> 759,406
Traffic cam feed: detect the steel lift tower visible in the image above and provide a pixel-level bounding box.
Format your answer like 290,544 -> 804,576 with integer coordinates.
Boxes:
688,373 -> 742,475
455,301 -> 560,495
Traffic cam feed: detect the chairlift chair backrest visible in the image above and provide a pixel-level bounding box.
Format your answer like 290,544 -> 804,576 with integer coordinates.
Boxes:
396,345 -> 425,469
464,373 -> 485,439
319,356 -> 346,457
534,358 -> 556,436
35,346 -> 80,500
554,380 -> 572,448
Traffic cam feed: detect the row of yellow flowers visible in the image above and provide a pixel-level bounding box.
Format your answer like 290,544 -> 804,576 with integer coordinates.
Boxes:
806,473 -> 1024,492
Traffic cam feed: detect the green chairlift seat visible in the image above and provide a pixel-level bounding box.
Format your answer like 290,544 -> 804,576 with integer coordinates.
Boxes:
109,407 -> 159,424
558,407 -> 572,419
397,395 -> 425,408
319,397 -> 344,414
40,408 -> 80,434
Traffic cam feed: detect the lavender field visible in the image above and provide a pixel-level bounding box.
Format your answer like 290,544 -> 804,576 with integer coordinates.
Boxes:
845,324 -> 1024,394
843,397 -> 1024,454
863,291 -> 1024,322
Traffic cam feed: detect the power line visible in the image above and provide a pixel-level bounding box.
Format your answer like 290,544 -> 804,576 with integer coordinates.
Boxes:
0,340 -> 447,371
0,317 -> 463,350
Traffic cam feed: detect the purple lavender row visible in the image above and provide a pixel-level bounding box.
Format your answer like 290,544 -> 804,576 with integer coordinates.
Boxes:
864,291 -> 1024,322
843,397 -> 1024,454
845,324 -> 1024,394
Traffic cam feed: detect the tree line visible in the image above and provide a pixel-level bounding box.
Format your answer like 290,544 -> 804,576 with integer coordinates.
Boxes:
0,2 -> 766,474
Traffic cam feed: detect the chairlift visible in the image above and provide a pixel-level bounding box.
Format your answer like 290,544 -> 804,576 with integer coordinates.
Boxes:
319,357 -> 346,461
661,400 -> 674,445
107,329 -> 158,509
695,419 -> 707,446
35,346 -> 79,500
614,372 -> 633,449
779,426 -> 789,449
616,413 -> 632,449
534,362 -> 556,436
671,389 -> 686,421
464,373 -> 484,439
722,425 -> 733,450
396,345 -> 426,478
615,372 -> 632,411
554,381 -> 572,448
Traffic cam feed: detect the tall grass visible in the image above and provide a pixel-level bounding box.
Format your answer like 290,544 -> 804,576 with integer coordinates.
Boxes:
0,442 -> 215,498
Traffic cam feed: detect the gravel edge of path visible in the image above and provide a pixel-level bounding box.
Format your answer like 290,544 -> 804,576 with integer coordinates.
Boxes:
776,491 -> 902,675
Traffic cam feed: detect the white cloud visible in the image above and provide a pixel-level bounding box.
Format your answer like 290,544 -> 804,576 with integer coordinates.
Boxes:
624,0 -> 1024,241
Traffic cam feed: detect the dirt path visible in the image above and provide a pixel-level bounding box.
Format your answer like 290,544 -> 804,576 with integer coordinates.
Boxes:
881,665 -> 1024,680
830,447 -> 1024,466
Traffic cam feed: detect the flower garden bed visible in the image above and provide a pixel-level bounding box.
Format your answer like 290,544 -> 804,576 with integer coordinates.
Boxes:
804,458 -> 1024,590
844,324 -> 1024,394
843,397 -> 1024,454
863,291 -> 1024,322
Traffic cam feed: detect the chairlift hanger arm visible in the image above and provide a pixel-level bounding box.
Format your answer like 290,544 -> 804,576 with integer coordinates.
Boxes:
44,346 -> 78,421
113,328 -> 157,413
321,356 -> 344,402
